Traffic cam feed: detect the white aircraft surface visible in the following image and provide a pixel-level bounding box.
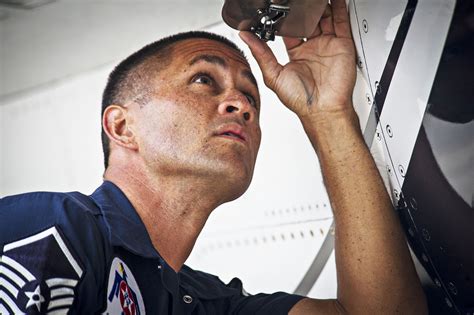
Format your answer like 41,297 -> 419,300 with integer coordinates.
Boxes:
0,0 -> 472,314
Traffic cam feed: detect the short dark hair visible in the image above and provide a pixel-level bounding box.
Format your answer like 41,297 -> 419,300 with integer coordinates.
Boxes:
101,31 -> 247,169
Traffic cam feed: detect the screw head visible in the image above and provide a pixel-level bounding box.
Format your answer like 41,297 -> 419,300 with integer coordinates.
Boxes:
386,125 -> 393,137
422,228 -> 431,241
448,282 -> 458,295
366,93 -> 371,105
362,19 -> 369,33
398,165 -> 405,177
409,197 -> 418,210
376,85 -> 382,95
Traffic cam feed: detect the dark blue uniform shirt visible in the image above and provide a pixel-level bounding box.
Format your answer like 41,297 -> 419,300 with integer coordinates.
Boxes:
0,181 -> 304,314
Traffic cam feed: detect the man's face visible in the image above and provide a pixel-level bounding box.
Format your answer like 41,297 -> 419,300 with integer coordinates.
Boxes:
131,38 -> 262,201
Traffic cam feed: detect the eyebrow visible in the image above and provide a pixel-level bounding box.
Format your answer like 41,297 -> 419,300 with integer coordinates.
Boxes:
188,54 -> 259,92
242,70 -> 259,92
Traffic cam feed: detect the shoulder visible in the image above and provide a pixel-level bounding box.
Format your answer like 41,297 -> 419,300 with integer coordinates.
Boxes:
1,191 -> 102,245
0,190 -> 108,268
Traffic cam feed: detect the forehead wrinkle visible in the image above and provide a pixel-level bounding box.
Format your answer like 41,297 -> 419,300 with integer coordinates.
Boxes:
176,39 -> 249,68
189,54 -> 228,68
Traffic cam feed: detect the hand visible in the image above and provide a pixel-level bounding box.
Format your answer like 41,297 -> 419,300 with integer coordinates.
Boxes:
239,0 -> 356,124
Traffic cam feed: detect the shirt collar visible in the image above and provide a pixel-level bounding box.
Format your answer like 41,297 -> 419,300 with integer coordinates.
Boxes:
90,180 -> 160,259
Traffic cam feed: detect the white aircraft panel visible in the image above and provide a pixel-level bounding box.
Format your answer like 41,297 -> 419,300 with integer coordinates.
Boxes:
377,0 -> 455,188
192,219 -> 333,294
350,0 -> 408,92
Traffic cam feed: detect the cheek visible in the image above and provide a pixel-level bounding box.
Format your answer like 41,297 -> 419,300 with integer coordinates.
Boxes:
254,125 -> 262,147
136,102 -> 208,155
135,103 -> 182,147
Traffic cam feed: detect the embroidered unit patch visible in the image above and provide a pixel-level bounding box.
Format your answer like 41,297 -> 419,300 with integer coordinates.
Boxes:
104,257 -> 145,315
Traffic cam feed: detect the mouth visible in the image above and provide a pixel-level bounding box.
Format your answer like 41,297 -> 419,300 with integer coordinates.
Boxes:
219,131 -> 246,142
214,123 -> 248,144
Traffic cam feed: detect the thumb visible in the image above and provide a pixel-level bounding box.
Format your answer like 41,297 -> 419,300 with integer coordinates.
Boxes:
239,31 -> 283,90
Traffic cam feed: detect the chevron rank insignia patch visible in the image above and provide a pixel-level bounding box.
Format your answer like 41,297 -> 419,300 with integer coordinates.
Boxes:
0,226 -> 83,314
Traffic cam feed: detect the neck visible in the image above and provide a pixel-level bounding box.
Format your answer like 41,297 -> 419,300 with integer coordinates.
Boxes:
104,163 -> 224,272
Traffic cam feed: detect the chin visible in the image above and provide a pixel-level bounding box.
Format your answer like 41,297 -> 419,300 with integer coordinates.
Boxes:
221,171 -> 253,203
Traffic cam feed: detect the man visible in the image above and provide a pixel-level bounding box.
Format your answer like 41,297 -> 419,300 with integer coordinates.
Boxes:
0,0 -> 427,314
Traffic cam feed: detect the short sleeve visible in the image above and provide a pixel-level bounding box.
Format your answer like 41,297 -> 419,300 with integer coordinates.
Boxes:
225,277 -> 305,314
179,265 -> 305,314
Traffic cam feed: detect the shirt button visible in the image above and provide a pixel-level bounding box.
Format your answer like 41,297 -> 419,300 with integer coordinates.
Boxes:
183,295 -> 193,304
157,264 -> 162,270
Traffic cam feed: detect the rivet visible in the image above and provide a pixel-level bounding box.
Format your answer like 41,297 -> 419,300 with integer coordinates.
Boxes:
376,131 -> 382,141
376,82 -> 382,95
386,124 -> 393,137
362,19 -> 369,33
448,282 -> 458,295
183,294 -> 193,304
357,57 -> 363,69
421,253 -> 429,263
397,192 -> 407,208
394,189 -> 399,200
422,228 -> 431,241
398,165 -> 405,177
157,264 -> 162,270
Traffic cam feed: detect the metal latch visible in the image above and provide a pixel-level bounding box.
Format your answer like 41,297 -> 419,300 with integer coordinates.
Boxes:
251,4 -> 290,41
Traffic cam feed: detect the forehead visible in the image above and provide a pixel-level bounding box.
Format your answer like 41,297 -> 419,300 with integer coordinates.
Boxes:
170,38 -> 251,70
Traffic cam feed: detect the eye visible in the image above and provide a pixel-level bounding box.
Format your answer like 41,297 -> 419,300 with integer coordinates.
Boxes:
245,93 -> 258,109
192,72 -> 214,85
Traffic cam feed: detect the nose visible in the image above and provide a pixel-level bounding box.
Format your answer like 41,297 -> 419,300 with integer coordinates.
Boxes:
218,91 -> 256,123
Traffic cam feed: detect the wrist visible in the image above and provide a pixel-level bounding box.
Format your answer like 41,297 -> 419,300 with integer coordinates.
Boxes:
299,107 -> 363,155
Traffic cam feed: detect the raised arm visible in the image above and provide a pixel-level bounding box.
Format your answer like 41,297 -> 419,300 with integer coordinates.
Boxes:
239,0 -> 427,313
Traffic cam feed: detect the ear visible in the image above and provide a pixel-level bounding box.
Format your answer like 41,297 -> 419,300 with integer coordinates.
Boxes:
102,105 -> 138,150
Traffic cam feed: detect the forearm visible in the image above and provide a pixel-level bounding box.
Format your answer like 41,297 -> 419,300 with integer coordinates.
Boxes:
301,108 -> 427,314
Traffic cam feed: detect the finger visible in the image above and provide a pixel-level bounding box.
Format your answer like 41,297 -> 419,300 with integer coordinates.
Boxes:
283,37 -> 304,51
319,4 -> 335,35
239,31 -> 283,89
331,0 -> 352,38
